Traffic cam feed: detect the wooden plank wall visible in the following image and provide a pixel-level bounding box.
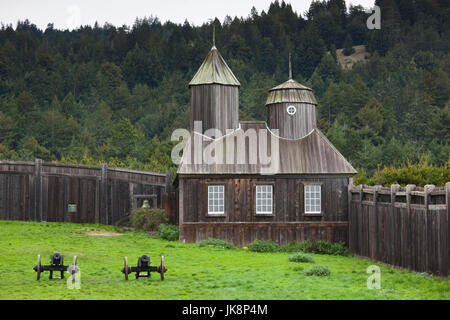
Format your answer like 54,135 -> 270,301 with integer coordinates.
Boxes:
181,222 -> 348,247
180,176 -> 349,223
267,102 -> 316,139
179,175 -> 350,246
348,182 -> 449,277
0,159 -> 171,225
162,191 -> 179,225
190,84 -> 239,134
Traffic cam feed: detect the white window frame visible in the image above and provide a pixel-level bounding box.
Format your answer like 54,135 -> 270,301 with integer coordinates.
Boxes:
304,184 -> 321,214
207,185 -> 225,214
255,185 -> 273,214
287,105 -> 297,115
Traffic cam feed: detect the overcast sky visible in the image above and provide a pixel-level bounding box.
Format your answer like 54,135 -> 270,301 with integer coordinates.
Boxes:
0,0 -> 376,30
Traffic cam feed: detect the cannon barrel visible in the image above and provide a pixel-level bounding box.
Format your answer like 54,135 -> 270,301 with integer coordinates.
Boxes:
51,253 -> 63,266
137,255 -> 150,267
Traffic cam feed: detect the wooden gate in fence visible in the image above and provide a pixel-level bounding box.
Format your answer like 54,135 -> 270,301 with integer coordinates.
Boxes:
348,182 -> 449,277
0,159 -> 173,225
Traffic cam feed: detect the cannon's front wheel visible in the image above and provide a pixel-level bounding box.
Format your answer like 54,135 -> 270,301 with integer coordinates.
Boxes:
123,256 -> 129,280
160,256 -> 165,281
36,255 -> 41,280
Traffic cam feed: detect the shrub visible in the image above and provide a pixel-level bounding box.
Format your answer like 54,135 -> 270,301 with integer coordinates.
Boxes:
281,240 -> 312,253
198,238 -> 235,249
248,239 -> 280,252
288,252 -> 315,263
313,241 -> 351,256
158,224 -> 179,241
280,240 -> 349,256
303,265 -> 331,276
354,157 -> 450,187
130,207 -> 167,232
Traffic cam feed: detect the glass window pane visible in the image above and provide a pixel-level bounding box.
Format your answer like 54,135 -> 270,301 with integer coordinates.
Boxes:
208,185 -> 225,214
256,185 -> 273,214
305,184 -> 321,213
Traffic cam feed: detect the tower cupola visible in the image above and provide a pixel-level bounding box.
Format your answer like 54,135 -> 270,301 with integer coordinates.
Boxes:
266,54 -> 318,139
189,41 -> 240,136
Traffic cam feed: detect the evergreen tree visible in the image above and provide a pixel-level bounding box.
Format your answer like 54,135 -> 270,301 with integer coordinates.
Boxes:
342,34 -> 355,56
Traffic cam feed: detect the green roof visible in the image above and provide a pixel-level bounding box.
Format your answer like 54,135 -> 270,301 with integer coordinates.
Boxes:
189,46 -> 240,87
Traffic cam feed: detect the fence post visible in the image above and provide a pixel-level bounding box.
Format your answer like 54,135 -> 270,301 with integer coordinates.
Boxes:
424,184 -> 435,273
178,178 -> 184,242
165,170 -> 173,193
405,184 -> 415,271
34,159 -> 42,222
373,185 -> 381,260
347,179 -> 354,251
358,184 -> 364,256
100,163 -> 108,225
390,184 -> 400,265
445,182 -> 450,276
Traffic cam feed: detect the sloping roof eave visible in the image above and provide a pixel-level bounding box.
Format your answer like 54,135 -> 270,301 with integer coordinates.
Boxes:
177,125 -> 357,176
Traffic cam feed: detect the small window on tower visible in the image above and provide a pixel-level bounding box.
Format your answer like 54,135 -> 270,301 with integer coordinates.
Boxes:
287,105 -> 296,115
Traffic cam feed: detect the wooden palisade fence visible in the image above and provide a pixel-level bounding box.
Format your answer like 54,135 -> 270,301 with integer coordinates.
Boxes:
0,159 -> 176,225
348,182 -> 449,277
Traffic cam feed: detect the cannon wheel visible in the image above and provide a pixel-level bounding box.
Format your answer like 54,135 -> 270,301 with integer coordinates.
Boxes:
36,254 -> 41,280
124,256 -> 129,280
160,256 -> 165,281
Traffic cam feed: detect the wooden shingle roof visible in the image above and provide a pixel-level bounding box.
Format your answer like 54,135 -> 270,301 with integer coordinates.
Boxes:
189,46 -> 240,87
265,79 -> 317,106
177,121 -> 356,175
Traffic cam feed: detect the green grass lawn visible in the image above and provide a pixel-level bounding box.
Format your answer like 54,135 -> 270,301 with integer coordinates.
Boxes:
0,220 -> 448,300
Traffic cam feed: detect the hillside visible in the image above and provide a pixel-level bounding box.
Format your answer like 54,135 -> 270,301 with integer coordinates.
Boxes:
336,45 -> 370,69
0,0 -> 449,179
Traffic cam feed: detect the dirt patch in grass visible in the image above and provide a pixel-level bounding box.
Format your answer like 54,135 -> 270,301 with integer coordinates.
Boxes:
86,231 -> 124,237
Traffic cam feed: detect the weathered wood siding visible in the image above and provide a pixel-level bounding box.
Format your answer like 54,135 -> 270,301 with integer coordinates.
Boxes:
267,102 -> 316,139
190,84 -> 239,135
0,160 -> 171,225
349,183 -> 449,277
181,222 -> 348,247
178,175 -> 350,246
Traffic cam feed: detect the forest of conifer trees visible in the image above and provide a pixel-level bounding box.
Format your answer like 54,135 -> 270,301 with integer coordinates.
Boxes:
0,0 -> 449,184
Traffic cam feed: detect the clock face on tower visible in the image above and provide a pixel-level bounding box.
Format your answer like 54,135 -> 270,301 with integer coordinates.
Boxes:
287,105 -> 297,115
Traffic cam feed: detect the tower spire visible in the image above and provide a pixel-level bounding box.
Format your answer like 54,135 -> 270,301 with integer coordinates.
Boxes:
289,52 -> 292,80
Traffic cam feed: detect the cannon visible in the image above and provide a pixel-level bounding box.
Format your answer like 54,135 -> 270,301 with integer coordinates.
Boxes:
33,253 -> 78,280
121,255 -> 167,280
